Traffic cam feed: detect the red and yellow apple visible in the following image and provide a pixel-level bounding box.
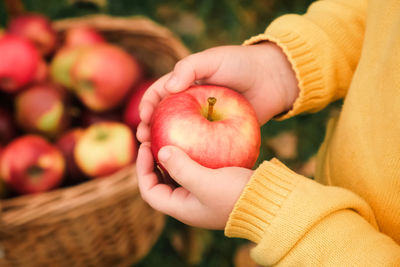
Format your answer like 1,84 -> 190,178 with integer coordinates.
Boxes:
71,44 -> 142,111
0,34 -> 40,92
74,122 -> 137,178
0,135 -> 65,194
124,80 -> 154,131
8,14 -> 57,56
64,26 -> 104,47
50,45 -> 89,89
15,84 -> 68,137
151,85 -> 261,171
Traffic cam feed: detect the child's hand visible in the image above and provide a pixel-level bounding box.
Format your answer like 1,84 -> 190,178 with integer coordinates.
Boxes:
137,142 -> 253,229
136,43 -> 298,228
137,42 -> 298,144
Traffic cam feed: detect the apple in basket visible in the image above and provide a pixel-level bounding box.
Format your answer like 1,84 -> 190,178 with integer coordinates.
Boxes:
74,122 -> 137,178
124,79 -> 154,131
56,128 -> 86,183
33,58 -> 49,83
7,14 -> 57,56
15,83 -> 69,138
64,26 -> 105,47
50,45 -> 90,89
71,44 -> 142,111
0,34 -> 40,92
0,107 -> 18,146
0,135 -> 65,194
150,85 -> 261,178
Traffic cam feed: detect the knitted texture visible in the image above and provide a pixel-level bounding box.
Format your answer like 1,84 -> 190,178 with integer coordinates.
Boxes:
225,0 -> 400,265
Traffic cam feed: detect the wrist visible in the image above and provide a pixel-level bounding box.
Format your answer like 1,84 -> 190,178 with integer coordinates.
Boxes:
255,42 -> 299,115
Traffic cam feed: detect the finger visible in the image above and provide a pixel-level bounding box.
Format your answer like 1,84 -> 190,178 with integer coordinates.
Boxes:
136,121 -> 151,143
136,143 -> 204,217
138,73 -> 173,120
136,142 -> 173,205
138,100 -> 154,125
157,145 -> 215,198
165,49 -> 224,92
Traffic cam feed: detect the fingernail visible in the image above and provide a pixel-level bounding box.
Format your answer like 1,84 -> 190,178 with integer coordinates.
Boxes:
158,147 -> 171,162
166,75 -> 178,90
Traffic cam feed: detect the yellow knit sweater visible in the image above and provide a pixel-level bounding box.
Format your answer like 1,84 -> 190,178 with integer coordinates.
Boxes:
225,0 -> 400,266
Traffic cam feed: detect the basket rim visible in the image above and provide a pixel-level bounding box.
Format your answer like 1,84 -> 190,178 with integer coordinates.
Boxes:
0,164 -> 138,230
53,14 -> 190,59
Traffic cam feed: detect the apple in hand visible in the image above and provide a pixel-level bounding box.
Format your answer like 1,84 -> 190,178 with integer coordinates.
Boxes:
74,122 -> 137,178
15,84 -> 68,137
124,80 -> 154,131
71,44 -> 142,111
0,107 -> 17,146
0,135 -> 65,194
8,14 -> 57,56
56,128 -> 86,183
151,85 -> 261,173
0,35 -> 40,92
64,26 -> 104,47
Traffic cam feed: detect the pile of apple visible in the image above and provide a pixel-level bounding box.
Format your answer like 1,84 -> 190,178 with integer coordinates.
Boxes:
0,13 -> 152,196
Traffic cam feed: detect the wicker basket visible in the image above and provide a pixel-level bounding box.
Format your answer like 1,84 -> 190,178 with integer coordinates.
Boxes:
0,15 -> 190,267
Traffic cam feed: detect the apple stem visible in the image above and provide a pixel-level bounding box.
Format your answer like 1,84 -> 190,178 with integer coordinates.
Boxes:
207,97 -> 217,121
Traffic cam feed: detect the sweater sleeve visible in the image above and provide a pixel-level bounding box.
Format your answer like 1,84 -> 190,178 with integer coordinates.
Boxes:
244,0 -> 367,119
225,160 -> 400,266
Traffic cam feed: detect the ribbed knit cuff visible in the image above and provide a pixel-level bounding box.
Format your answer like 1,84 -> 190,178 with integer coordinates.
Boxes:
243,15 -> 328,120
225,159 -> 301,243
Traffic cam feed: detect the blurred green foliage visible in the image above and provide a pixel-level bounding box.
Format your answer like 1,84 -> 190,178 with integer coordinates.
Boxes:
0,0 -> 344,266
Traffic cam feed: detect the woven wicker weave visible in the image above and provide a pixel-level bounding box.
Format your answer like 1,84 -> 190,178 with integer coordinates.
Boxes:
0,15 -> 190,267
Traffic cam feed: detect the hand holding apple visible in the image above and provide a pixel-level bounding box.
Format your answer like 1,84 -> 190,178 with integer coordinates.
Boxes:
150,85 -> 261,170
137,142 -> 254,230
138,44 -> 299,131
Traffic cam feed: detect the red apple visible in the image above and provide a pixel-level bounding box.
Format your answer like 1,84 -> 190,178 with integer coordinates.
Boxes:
33,58 -> 49,83
124,80 -> 154,131
0,107 -> 17,146
8,14 -> 57,56
56,128 -> 86,183
15,84 -> 68,137
0,34 -> 40,92
0,135 -> 65,194
151,85 -> 261,171
74,122 -> 137,178
81,109 -> 122,127
64,26 -> 104,47
71,44 -> 142,111
50,45 -> 89,89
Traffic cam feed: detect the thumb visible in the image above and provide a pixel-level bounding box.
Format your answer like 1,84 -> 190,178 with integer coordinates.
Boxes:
165,49 -> 223,92
158,146 -> 214,196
